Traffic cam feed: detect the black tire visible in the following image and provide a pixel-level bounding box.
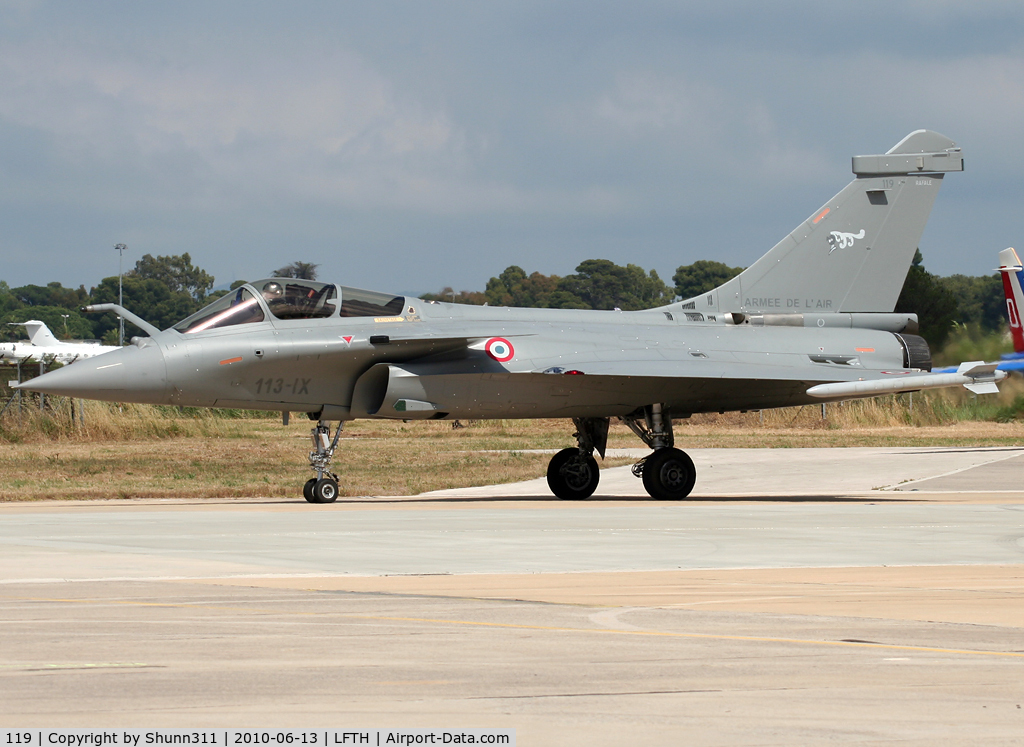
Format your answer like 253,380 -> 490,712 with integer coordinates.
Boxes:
546,447 -> 600,500
641,448 -> 696,500
312,478 -> 339,504
303,478 -> 318,503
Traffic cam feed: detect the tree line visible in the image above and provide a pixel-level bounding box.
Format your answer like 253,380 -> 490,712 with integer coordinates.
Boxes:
0,255 -> 318,344
0,251 -> 1001,348
426,252 -> 998,348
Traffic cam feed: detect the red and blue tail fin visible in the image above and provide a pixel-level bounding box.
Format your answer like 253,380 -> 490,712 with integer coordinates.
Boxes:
999,247 -> 1024,354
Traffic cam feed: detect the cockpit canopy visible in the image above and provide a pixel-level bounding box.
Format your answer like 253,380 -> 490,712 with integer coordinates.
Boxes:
256,278 -> 338,320
173,278 -> 406,334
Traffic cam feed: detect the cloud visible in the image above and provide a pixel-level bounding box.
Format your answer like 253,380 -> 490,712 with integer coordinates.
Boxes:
588,72 -> 834,183
1,1 -> 1024,292
0,35 -> 468,210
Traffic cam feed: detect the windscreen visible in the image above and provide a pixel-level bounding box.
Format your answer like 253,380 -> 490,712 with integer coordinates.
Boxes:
173,287 -> 265,334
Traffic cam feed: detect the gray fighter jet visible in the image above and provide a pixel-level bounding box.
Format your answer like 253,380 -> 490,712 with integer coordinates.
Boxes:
18,129 -> 1004,503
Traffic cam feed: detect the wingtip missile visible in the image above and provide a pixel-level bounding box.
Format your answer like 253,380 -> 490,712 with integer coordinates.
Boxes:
807,362 -> 1007,400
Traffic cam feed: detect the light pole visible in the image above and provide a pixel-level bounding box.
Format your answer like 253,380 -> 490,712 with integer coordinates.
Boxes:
114,243 -> 127,346
60,314 -> 70,338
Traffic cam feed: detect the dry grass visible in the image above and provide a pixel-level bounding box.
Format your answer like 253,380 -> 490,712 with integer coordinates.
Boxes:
0,400 -> 257,442
0,412 -> 634,501
3,378 -> 1024,501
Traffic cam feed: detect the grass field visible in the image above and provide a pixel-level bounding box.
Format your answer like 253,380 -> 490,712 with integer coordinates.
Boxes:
3,378 -> 1024,501
0,414 -> 632,501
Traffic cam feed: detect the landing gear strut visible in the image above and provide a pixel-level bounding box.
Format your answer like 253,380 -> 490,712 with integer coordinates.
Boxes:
546,417 -> 608,500
304,419 -> 342,503
621,404 -> 696,500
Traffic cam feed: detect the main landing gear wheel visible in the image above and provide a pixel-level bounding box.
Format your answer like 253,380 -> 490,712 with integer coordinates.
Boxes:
641,447 -> 696,500
303,478 -> 318,503
311,477 -> 339,504
547,447 -> 600,500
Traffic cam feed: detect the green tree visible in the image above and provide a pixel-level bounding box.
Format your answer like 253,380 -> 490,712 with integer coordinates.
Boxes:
557,259 -> 674,310
895,250 -> 959,349
672,260 -> 744,300
484,265 -> 527,306
0,281 -> 95,338
939,273 -> 1004,332
8,281 -> 90,310
0,280 -> 21,317
130,253 -> 214,301
271,261 -> 319,280
0,306 -> 96,340
484,266 -> 563,307
90,276 -> 199,338
543,290 -> 591,309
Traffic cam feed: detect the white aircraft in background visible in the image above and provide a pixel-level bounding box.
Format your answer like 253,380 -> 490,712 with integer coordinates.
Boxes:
0,320 -> 118,364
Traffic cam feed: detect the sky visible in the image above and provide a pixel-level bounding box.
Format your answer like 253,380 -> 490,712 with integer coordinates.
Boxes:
1,0 -> 1023,297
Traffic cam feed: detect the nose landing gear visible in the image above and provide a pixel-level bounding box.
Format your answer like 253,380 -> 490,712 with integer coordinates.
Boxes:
304,419 -> 342,503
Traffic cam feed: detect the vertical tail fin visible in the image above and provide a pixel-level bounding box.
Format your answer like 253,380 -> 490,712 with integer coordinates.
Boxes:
999,247 -> 1024,353
19,320 -> 62,347
671,130 -> 964,315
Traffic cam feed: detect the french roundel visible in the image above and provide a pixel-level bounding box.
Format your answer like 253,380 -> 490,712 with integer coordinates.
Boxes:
485,337 -> 514,362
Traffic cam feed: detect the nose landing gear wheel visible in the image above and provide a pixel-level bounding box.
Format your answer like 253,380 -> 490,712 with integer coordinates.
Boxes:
641,447 -> 696,500
303,478 -> 318,503
547,447 -> 600,500
304,419 -> 343,504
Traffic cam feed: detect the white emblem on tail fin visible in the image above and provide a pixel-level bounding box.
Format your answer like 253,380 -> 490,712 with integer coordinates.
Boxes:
827,230 -> 866,254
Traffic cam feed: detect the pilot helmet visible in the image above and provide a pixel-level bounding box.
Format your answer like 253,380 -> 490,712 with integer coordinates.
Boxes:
262,281 -> 283,298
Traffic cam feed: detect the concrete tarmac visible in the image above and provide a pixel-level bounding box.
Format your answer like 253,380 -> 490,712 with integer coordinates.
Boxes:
1,446 -> 1023,745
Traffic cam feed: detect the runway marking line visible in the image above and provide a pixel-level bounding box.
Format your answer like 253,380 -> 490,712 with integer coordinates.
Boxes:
881,448 -> 1024,491
11,595 -> 1024,661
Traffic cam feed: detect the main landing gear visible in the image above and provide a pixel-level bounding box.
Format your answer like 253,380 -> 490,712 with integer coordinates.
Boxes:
545,405 -> 697,501
622,404 -> 696,500
303,419 -> 342,503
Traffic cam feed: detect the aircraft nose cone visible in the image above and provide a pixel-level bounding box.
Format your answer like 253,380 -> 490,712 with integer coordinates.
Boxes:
17,342 -> 169,404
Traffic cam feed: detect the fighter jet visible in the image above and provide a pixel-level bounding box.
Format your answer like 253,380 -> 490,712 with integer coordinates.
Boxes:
18,129 -> 1005,503
0,320 -> 118,364
933,247 -> 1024,374
995,247 -> 1024,370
